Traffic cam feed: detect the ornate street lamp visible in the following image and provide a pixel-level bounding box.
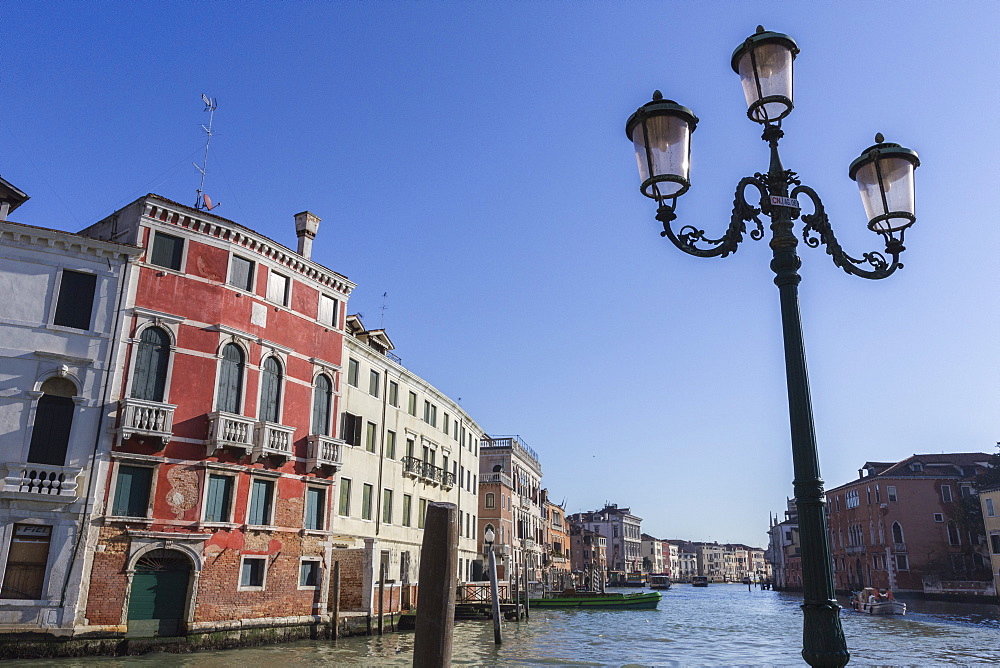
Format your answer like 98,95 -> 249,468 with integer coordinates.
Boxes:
625,26 -> 919,668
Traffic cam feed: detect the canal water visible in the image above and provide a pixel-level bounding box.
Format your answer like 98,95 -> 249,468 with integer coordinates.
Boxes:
21,585 -> 1000,666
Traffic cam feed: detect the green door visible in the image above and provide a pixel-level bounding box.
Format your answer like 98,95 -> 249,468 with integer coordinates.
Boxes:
127,550 -> 191,637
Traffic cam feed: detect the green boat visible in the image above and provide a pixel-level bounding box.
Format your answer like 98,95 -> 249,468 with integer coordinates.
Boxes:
528,590 -> 661,610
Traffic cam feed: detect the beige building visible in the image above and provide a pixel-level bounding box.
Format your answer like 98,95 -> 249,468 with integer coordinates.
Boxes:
981,483 -> 1000,599
640,533 -> 665,573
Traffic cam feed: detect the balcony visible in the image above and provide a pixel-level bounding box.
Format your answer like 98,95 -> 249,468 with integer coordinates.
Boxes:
402,456 -> 423,478
306,435 -> 344,472
440,470 -> 456,489
206,412 -> 256,457
845,545 -> 866,554
251,421 -> 296,463
2,463 -> 82,503
893,542 -> 907,553
422,462 -> 442,486
479,471 -> 512,487
119,398 -> 176,444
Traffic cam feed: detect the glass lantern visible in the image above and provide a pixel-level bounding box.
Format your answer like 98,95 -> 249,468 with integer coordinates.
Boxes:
849,134 -> 920,237
625,91 -> 699,202
731,27 -> 799,124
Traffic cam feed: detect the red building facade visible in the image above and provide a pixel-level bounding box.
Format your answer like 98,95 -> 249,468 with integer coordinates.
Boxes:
79,196 -> 353,637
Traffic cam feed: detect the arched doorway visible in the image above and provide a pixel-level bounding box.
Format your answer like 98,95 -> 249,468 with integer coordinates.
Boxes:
127,549 -> 192,637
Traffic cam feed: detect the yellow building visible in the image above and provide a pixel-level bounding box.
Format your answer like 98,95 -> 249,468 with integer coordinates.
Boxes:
980,483 -> 1000,598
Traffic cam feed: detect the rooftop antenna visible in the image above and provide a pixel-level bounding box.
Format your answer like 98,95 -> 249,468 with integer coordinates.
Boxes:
194,94 -> 220,211
380,292 -> 388,329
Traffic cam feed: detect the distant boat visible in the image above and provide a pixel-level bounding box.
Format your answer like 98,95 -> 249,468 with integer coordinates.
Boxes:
529,590 -> 661,610
624,573 -> 647,587
742,576 -> 752,585
851,588 -> 906,615
649,574 -> 672,590
692,576 -> 709,587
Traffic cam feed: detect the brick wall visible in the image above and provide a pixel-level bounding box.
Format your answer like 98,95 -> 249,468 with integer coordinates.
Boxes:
84,528 -> 130,625
331,548 -> 366,611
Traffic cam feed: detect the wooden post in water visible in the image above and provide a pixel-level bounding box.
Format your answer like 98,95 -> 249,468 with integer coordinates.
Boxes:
512,563 -> 520,621
332,561 -> 341,641
488,546 -> 502,644
412,502 -> 458,667
378,562 -> 385,635
523,568 -> 529,620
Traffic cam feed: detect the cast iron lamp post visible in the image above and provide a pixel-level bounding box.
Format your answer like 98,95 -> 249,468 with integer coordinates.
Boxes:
625,27 -> 919,668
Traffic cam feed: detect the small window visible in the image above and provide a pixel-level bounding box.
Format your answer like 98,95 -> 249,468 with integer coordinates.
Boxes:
216,343 -> 245,414
229,255 -> 255,291
402,494 -> 412,527
362,483 -> 374,520
408,392 -> 417,416
366,421 -> 377,453
429,404 -> 437,427
990,534 -> 1000,554
305,487 -> 325,531
486,492 -> 495,509
347,359 -> 359,387
266,270 -> 290,306
27,377 -> 76,466
887,486 -> 897,502
388,381 -> 399,407
369,370 -> 380,397
248,478 -> 274,526
941,485 -> 953,503
312,374 -> 333,436
318,294 -> 338,327
385,430 -> 397,460
947,521 -> 961,546
240,557 -> 266,588
910,462 -> 923,472
933,513 -> 944,522
341,412 -> 362,447
112,465 -> 153,517
382,489 -> 393,524
338,478 -> 352,516
418,498 -> 427,529
443,413 -> 450,434
131,326 -> 171,402
150,231 -> 184,271
259,356 -> 283,424
204,474 -> 234,523
53,270 -> 97,330
423,400 -> 430,423
299,560 -> 320,588
987,498 -> 996,518
960,486 -> 973,499
406,438 -> 414,459
0,524 -> 52,600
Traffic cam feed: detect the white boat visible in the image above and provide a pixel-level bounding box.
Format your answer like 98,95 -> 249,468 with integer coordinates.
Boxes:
851,587 -> 906,615
649,574 -> 672,590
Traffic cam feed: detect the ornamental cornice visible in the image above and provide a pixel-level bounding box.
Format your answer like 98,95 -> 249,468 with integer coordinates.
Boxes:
0,221 -> 142,262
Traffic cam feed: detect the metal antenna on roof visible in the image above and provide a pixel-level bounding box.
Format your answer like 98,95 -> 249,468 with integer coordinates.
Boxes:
194,94 -> 220,211
380,292 -> 388,329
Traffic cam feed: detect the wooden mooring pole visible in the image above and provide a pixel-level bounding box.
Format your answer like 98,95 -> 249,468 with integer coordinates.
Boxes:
332,561 -> 341,641
378,563 -> 385,635
488,546 -> 502,644
523,569 -> 529,620
412,502 -> 458,667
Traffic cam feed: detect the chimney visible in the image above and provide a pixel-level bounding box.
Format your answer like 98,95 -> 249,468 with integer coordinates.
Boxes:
294,211 -> 321,260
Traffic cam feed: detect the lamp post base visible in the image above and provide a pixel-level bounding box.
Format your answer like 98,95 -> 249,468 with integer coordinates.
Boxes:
802,599 -> 850,667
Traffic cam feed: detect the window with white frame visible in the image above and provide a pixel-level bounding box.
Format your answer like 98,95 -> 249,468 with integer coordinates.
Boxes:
318,294 -> 338,327
27,377 -> 77,466
845,489 -> 860,509
987,498 -> 996,517
112,464 -> 153,517
369,370 -> 380,398
388,381 -> 399,407
259,356 -> 283,423
216,343 -> 245,414
150,231 -> 184,271
204,473 -> 235,523
131,326 -> 171,402
347,359 -> 359,387
229,255 -> 255,292
887,486 -> 897,502
941,485 -> 953,503
402,494 -> 412,527
933,513 -> 944,522
53,270 -> 97,330
304,486 -> 326,531
312,374 -> 333,435
362,483 -> 374,520
299,559 -> 321,588
382,488 -> 393,524
248,478 -> 275,526
0,524 -> 52,600
239,556 -> 267,589
266,270 -> 290,306
385,430 -> 396,459
339,478 -> 352,516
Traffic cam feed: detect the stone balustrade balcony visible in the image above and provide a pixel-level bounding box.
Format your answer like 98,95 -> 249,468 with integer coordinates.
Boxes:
251,421 -> 295,462
893,542 -> 907,553
1,463 -> 82,502
479,471 -> 512,487
306,435 -> 344,471
206,411 -> 256,457
119,397 -> 176,444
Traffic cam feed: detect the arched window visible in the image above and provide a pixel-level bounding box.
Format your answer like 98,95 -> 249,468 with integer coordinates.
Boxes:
485,492 -> 495,509
27,377 -> 77,465
947,521 -> 961,546
312,374 -> 333,435
259,357 -> 282,423
216,344 -> 245,414
891,521 -> 904,545
131,326 -> 171,402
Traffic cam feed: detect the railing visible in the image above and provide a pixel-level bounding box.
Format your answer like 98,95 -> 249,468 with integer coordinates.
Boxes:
402,456 -> 423,477
207,411 -> 256,457
306,435 -> 344,471
252,421 -> 295,462
440,470 -> 456,488
119,397 -> 176,444
893,542 -> 907,553
1,463 -> 82,501
422,462 -> 443,485
479,472 -> 512,487
523,538 -> 537,551
480,435 -> 541,468
458,582 -> 511,603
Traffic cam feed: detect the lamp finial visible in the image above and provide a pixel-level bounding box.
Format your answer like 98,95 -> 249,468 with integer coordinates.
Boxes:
756,25 -> 765,34
874,132 -> 884,143
652,90 -> 663,101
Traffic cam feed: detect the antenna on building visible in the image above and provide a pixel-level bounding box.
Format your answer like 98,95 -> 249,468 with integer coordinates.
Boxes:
194,94 -> 220,211
380,292 -> 388,329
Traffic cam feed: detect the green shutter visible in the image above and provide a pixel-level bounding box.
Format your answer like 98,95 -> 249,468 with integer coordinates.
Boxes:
305,487 -> 324,530
205,475 -> 232,523
217,344 -> 244,414
249,479 -> 272,525
260,357 -> 281,423
114,466 -> 152,517
312,375 -> 331,435
132,327 -> 170,402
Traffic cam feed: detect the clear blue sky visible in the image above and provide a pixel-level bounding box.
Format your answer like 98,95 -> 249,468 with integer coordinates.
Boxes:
5,2 -> 999,547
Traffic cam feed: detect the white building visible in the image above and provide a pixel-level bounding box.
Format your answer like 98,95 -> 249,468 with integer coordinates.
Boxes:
337,315 -> 483,611
0,182 -> 141,633
568,505 -> 643,575
640,533 -> 664,573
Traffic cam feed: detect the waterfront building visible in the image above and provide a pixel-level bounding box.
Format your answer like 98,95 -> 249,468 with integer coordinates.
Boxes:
640,533 -> 664,573
690,542 -> 726,582
663,541 -> 679,580
568,524 -> 606,590
827,453 -> 993,596
337,314 -> 484,610
541,491 -> 571,591
477,435 -> 543,584
0,187 -> 142,635
567,505 -> 642,575
664,540 -> 698,583
980,483 -> 1000,598
766,499 -> 801,590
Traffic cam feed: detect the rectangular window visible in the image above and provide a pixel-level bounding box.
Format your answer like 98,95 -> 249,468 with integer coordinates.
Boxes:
229,255 -> 255,291
406,438 -> 414,459
366,421 -> 377,453
443,413 -> 450,434
895,554 -> 909,571
362,484 -> 374,520
150,231 -> 184,270
418,498 -> 427,529
382,489 -> 393,524
0,525 -> 52,600
990,534 -> 1000,554
204,474 -> 234,523
339,478 -> 352,516
369,370 -> 380,397
305,487 -> 325,531
240,557 -> 266,588
112,465 -> 153,517
248,478 -> 274,526
429,404 -> 437,427
299,560 -> 320,588
941,485 -> 953,503
408,392 -> 417,416
933,513 -> 944,522
960,486 -> 973,499
423,400 -> 430,423
402,494 -> 412,527
318,294 -> 338,327
875,485 -> 881,504
845,489 -> 859,509
385,430 -> 397,459
388,381 -> 399,407
486,492 -> 495,509
53,270 -> 97,330
987,498 -> 996,517
347,359 -> 359,387
887,486 -> 897,502
341,412 -> 362,447
266,270 -> 290,306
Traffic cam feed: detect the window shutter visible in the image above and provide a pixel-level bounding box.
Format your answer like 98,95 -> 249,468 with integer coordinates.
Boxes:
132,327 -> 170,401
114,466 -> 152,517
217,344 -> 244,414
260,358 -> 281,423
206,475 -> 232,522
53,271 -> 97,330
27,395 -> 75,465
312,376 -> 331,435
306,487 -> 323,530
